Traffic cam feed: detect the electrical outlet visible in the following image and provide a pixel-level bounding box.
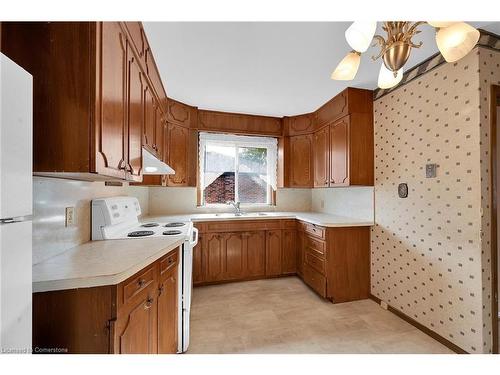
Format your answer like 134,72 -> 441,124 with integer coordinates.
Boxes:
320,200 -> 325,209
380,301 -> 389,310
65,207 -> 75,227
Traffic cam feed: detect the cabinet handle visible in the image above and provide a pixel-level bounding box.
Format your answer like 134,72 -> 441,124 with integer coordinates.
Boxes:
144,297 -> 154,309
158,285 -> 164,295
137,278 -> 146,288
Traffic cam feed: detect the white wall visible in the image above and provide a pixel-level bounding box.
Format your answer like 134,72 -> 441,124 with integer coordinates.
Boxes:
311,187 -> 374,221
33,177 -> 149,264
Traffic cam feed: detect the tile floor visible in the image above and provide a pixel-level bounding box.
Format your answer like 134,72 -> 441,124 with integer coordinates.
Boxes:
187,276 -> 453,354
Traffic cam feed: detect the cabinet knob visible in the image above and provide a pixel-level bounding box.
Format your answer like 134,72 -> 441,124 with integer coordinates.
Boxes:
137,278 -> 146,287
144,297 -> 154,309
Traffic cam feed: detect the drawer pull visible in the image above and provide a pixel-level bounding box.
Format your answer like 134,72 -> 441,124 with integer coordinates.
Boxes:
137,278 -> 146,288
144,297 -> 154,310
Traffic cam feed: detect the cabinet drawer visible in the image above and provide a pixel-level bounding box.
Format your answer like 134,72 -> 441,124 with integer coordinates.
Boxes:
302,263 -> 326,298
305,250 -> 325,275
300,221 -> 326,240
160,249 -> 179,278
122,265 -> 156,305
304,235 -> 325,256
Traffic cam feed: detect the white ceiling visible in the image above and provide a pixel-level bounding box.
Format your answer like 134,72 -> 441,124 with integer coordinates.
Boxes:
144,22 -> 500,117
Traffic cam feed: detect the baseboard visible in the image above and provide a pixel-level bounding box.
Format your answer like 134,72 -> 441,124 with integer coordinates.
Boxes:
368,294 -> 468,354
194,273 -> 296,287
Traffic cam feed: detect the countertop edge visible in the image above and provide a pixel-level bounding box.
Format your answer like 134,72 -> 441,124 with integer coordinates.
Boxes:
32,238 -> 185,293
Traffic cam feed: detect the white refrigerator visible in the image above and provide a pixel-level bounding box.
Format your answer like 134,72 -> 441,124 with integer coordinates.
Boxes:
0,53 -> 33,353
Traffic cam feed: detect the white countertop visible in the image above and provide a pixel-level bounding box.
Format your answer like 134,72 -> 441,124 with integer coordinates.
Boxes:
32,236 -> 186,293
33,211 -> 372,293
143,211 -> 374,228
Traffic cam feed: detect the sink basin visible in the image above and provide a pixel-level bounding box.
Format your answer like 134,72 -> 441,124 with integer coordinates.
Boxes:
214,212 -> 246,217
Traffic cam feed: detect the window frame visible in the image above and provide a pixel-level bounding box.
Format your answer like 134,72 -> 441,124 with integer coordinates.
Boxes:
197,132 -> 278,207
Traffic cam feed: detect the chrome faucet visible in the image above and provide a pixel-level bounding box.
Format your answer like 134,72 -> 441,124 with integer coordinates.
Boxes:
226,201 -> 243,216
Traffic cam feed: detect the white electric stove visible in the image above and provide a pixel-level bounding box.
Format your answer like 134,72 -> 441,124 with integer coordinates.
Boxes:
91,196 -> 198,353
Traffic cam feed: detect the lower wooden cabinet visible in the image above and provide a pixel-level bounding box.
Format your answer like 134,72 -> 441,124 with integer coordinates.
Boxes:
33,249 -> 179,354
192,219 -> 370,304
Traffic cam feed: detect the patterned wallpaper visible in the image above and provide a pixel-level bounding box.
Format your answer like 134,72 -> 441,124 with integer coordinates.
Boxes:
372,47 -> 500,354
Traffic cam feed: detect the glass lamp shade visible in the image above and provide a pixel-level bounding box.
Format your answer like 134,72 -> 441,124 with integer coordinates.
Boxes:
345,21 -> 377,53
435,22 -> 480,62
377,64 -> 403,89
428,21 -> 456,28
331,52 -> 361,80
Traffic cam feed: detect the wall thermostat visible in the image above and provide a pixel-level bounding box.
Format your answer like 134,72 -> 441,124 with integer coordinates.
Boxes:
426,163 -> 437,178
398,183 -> 408,198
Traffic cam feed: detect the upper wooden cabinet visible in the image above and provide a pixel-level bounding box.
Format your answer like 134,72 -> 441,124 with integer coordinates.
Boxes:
288,134 -> 313,188
197,109 -> 282,137
166,122 -> 189,186
283,113 -> 315,136
315,87 -> 372,129
0,21 -> 167,181
167,98 -> 195,127
313,125 -> 330,188
311,113 -> 373,188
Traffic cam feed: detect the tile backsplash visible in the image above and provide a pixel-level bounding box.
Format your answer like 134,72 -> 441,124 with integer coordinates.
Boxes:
32,177 -> 149,265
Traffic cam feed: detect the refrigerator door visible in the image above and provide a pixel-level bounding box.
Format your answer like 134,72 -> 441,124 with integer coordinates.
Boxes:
0,220 -> 32,352
0,53 -> 33,219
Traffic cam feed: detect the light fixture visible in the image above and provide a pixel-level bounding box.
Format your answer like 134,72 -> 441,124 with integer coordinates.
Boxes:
435,22 -> 480,62
331,21 -> 480,90
377,64 -> 403,89
427,21 -> 456,28
331,51 -> 361,80
345,21 -> 377,53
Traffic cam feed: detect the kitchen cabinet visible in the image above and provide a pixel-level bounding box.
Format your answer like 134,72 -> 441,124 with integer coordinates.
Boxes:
0,21 -> 168,182
313,125 -> 330,188
32,249 -> 179,354
115,285 -> 157,354
282,229 -> 297,275
288,134 -> 313,188
245,231 -> 266,277
203,233 -> 225,282
329,117 -> 349,186
266,230 -> 282,276
167,122 -> 189,186
157,263 -> 178,354
224,232 -> 246,279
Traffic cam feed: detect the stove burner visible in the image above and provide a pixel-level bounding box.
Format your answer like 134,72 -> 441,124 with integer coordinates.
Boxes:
164,222 -> 186,228
162,230 -> 182,236
127,230 -> 154,237
141,223 -> 159,228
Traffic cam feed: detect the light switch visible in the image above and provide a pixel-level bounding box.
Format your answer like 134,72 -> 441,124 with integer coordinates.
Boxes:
426,163 -> 437,178
65,207 -> 75,227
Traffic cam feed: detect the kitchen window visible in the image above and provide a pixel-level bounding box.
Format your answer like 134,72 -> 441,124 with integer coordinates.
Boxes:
198,132 -> 278,206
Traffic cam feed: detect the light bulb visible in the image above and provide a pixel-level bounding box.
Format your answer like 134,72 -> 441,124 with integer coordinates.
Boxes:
345,21 -> 377,53
331,51 -> 361,81
435,22 -> 480,62
377,64 -> 403,89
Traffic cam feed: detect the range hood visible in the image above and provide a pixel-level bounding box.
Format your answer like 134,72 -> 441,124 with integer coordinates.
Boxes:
142,148 -> 175,175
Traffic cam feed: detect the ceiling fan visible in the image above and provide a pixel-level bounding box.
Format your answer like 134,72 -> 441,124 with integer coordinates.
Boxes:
331,21 -> 480,89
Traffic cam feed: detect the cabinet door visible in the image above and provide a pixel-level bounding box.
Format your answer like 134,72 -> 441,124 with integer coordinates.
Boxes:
282,229 -> 297,274
223,233 -> 245,279
95,22 -> 127,179
330,117 -> 350,186
266,230 -> 282,276
203,233 -> 224,282
143,83 -> 156,154
313,126 -> 330,187
289,135 -> 313,187
116,291 -> 157,354
167,123 -> 189,186
157,268 -> 178,354
154,105 -> 165,161
126,41 -> 144,181
192,234 -> 204,284
245,231 -> 266,277
296,232 -> 304,277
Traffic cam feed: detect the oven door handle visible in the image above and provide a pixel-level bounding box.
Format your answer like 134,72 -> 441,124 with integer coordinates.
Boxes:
189,227 -> 199,247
